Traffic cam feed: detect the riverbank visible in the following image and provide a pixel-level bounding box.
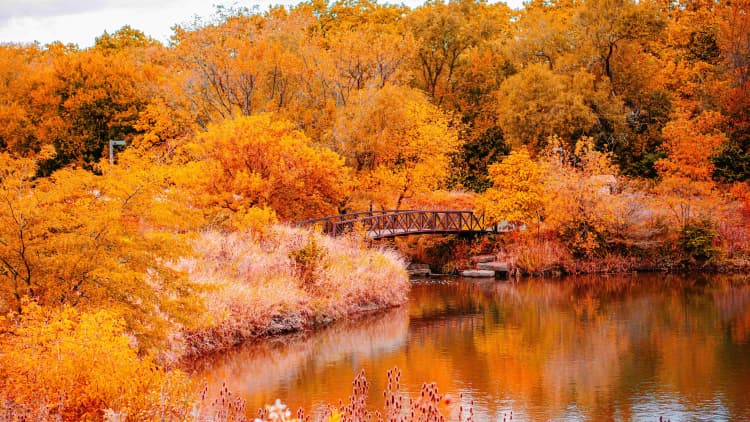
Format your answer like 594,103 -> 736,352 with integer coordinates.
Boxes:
170,226 -> 410,362
395,234 -> 750,278
0,225 -> 410,420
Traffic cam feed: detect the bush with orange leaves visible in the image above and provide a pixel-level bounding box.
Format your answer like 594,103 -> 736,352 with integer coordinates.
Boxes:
0,302 -> 194,421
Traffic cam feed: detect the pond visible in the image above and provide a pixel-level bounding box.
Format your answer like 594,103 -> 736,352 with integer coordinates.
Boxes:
189,274 -> 750,420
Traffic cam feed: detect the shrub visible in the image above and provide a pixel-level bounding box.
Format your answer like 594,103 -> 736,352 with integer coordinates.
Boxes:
0,302 -> 194,421
289,237 -> 328,291
679,221 -> 719,264
176,226 -> 409,357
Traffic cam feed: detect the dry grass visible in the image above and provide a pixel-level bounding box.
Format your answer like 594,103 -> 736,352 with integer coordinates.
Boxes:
173,226 -> 409,359
512,238 -> 569,276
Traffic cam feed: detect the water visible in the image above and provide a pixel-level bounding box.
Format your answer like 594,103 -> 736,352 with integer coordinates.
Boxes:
189,274 -> 750,420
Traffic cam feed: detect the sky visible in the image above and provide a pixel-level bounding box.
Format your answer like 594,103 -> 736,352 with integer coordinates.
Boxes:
0,0 -> 524,48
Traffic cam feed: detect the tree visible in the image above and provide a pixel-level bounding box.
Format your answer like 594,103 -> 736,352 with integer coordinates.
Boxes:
182,113 -> 351,222
0,153 -> 202,348
512,0 -> 579,71
0,45 -> 41,156
655,111 -> 727,228
712,0 -> 750,182
332,85 -> 460,209
574,0 -> 664,95
476,147 -> 549,231
407,0 -> 511,105
42,37 -> 164,174
494,64 -> 597,151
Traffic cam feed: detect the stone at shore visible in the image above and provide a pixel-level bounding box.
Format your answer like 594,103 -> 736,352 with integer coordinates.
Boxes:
407,263 -> 431,277
477,262 -> 510,272
461,269 -> 496,278
470,255 -> 496,264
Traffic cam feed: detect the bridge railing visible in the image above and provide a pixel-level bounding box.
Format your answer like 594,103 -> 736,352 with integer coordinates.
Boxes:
330,210 -> 486,238
295,210 -> 402,233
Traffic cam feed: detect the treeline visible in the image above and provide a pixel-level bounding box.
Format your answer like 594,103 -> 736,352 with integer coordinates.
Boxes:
1,0 -> 747,207
1,0 -> 750,418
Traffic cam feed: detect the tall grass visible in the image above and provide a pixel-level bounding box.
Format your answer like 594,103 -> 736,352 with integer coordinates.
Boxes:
174,226 -> 409,359
513,238 -> 569,276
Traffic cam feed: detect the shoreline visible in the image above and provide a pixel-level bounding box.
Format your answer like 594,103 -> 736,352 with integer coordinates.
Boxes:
167,227 -> 411,365
176,301 -> 406,366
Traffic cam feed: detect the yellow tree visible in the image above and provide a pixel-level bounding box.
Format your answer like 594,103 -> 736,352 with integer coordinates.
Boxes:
512,0 -> 579,71
495,64 -> 597,151
332,85 -> 460,210
182,113 -> 351,223
406,0 -> 510,106
0,153 -> 202,349
574,0 -> 665,95
476,147 -> 549,232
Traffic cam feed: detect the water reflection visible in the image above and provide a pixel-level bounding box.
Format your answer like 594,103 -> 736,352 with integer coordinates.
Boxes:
189,274 -> 750,420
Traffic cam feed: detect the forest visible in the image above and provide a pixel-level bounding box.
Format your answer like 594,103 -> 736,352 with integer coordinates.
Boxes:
0,0 -> 749,419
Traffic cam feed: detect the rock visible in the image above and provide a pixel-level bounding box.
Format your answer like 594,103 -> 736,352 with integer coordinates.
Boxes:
461,269 -> 496,278
477,262 -> 510,272
470,254 -> 496,264
407,263 -> 431,277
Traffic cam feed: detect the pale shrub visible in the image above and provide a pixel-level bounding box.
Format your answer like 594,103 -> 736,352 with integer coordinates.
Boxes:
176,225 -> 408,357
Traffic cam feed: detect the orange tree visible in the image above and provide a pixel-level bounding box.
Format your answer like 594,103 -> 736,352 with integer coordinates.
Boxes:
180,113 -> 351,223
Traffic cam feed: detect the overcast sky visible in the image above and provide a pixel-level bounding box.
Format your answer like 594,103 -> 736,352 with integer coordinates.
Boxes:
0,0 -> 524,48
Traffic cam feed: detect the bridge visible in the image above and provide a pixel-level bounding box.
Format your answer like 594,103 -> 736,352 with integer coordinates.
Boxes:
295,210 -> 496,239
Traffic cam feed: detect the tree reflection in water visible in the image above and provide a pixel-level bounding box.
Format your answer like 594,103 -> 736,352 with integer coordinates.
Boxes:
190,274 -> 750,421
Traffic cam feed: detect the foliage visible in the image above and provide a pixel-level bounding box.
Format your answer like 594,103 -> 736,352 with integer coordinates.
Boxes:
477,147 -> 548,230
0,302 -> 194,421
0,154 -> 202,349
679,221 -> 719,264
182,113 -> 350,222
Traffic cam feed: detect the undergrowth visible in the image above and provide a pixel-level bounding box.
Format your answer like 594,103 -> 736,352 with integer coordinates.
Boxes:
174,226 -> 409,360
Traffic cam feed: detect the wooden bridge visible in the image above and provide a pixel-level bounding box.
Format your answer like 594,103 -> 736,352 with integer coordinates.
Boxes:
295,210 -> 495,239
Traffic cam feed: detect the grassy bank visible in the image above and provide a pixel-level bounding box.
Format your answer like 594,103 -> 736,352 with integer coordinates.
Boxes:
173,226 -> 409,360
